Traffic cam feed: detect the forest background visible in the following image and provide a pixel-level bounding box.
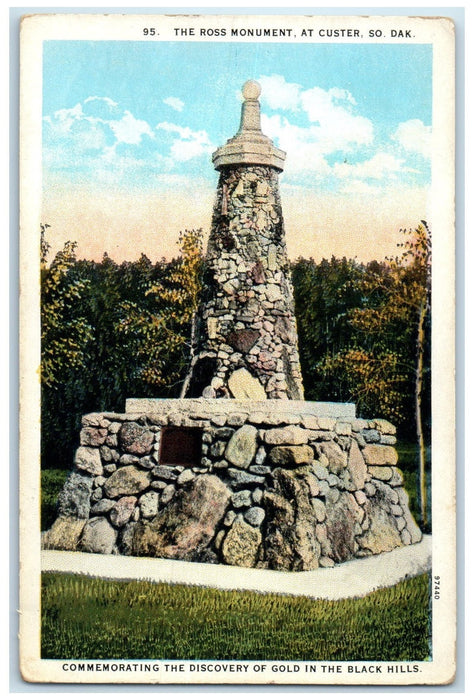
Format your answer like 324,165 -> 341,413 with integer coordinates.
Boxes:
40,222 -> 431,532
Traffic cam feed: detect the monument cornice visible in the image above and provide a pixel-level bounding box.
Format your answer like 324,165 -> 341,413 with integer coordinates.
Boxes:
212,79 -> 286,171
212,138 -> 286,171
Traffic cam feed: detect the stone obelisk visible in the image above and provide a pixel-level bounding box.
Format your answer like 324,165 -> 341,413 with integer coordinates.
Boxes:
183,80 -> 304,401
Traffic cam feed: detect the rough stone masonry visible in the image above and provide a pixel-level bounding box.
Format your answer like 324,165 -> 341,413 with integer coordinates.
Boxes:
42,401 -> 422,569
42,81 -> 422,570
181,79 -> 305,401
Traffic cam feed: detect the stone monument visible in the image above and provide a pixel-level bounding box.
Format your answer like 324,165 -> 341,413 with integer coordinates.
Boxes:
42,81 -> 422,570
182,80 -> 304,401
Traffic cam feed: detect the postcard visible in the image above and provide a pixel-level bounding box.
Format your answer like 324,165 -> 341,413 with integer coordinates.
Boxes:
18,12 -> 456,685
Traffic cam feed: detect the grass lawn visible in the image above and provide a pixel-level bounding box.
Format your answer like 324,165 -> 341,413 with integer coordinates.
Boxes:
41,572 -> 431,661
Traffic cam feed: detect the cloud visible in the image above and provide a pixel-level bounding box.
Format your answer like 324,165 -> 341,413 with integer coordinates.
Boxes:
327,87 -> 356,106
43,102 -> 113,172
258,74 -> 302,111
43,102 -> 85,138
333,152 -> 406,181
299,86 -> 372,152
43,96 -> 215,186
43,97 -> 153,150
108,110 -> 154,145
257,74 -> 374,184
259,74 -> 373,154
84,96 -> 118,107
258,74 -> 430,194
261,113 -> 331,179
163,96 -> 184,112
83,95 -> 120,118
42,82 -> 430,198
261,108 -> 372,182
156,121 -> 214,162
392,119 -> 432,159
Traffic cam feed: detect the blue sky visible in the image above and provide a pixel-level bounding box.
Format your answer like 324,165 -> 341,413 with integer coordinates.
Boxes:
42,40 -> 432,261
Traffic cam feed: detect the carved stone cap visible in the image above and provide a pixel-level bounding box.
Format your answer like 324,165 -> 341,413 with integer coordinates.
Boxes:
212,80 -> 286,171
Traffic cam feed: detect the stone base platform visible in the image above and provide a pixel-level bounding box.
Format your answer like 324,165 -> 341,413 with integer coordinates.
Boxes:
125,397 -> 356,419
42,536 -> 431,601
43,398 -> 422,572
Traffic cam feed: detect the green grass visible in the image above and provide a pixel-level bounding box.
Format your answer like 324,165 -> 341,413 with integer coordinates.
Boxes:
41,573 -> 431,661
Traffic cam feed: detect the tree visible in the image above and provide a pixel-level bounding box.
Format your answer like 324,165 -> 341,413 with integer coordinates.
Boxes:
292,256 -> 368,400
118,228 -> 204,392
40,228 -> 205,468
40,230 -> 92,389
40,227 -> 93,466
345,222 -> 432,527
316,345 -> 410,425
395,222 -> 431,528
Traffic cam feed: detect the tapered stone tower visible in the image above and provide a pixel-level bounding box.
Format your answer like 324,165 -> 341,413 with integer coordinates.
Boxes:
183,80 -> 305,401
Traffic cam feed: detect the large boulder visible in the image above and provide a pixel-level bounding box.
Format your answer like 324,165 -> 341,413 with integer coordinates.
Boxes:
119,422 -> 154,456
395,488 -> 423,545
225,424 -> 258,469
263,467 -> 320,571
103,466 -> 151,498
57,471 -> 94,519
139,491 -> 159,519
268,445 -> 313,467
314,441 -> 347,474
80,427 -> 108,447
221,516 -> 262,567
357,481 -> 403,554
42,515 -> 86,551
132,474 -> 231,561
324,491 -> 363,563
264,426 -> 309,445
357,501 -> 403,555
362,444 -> 398,466
109,496 -> 137,527
79,516 -> 117,554
228,368 -> 266,400
74,446 -> 103,476
226,329 -> 259,353
344,439 -> 368,490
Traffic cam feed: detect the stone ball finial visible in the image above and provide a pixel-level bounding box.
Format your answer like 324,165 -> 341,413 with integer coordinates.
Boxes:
212,78 -> 286,171
242,80 -> 261,100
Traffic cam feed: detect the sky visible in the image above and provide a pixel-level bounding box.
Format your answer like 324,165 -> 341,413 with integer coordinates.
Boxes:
41,40 -> 432,263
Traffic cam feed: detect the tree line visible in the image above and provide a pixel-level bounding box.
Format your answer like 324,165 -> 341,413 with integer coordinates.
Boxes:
40,222 -> 431,526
